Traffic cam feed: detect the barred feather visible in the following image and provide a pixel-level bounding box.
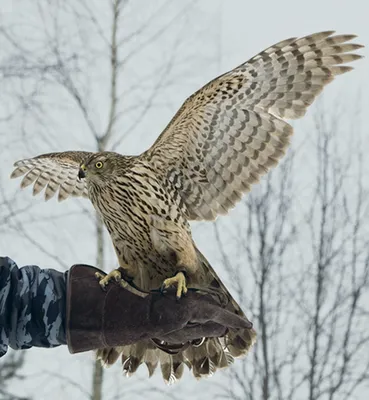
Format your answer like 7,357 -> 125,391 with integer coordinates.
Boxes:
9,31 -> 362,384
144,343 -> 159,377
144,31 -> 363,221
122,343 -> 147,376
10,151 -> 92,201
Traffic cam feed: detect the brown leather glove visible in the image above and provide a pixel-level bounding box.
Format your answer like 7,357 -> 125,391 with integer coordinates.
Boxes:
66,265 -> 253,354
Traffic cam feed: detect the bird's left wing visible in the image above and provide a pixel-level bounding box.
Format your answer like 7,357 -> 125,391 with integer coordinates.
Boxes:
10,151 -> 94,201
141,31 -> 363,221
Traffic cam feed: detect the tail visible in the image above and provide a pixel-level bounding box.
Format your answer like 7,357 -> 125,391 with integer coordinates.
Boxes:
194,249 -> 257,360
97,334 -> 254,384
96,249 -> 256,383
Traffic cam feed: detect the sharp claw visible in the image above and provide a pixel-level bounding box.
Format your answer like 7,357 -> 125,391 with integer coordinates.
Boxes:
95,272 -> 104,280
162,272 -> 187,300
95,272 -> 107,291
95,269 -> 122,290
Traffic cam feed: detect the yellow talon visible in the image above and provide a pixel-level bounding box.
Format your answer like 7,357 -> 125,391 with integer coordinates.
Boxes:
162,272 -> 188,299
95,269 -> 122,289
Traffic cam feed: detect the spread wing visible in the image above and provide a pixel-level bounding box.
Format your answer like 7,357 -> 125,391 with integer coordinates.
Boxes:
142,31 -> 363,220
10,151 -> 94,201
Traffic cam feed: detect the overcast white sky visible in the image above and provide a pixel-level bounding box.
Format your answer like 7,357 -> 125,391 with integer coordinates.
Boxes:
0,0 -> 368,399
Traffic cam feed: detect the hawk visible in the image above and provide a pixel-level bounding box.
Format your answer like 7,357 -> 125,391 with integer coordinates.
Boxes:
10,31 -> 362,382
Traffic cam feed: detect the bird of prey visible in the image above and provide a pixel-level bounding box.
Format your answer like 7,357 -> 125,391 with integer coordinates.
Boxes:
11,31 -> 363,383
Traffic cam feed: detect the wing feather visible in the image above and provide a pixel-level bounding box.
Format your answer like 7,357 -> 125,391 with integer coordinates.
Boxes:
10,151 -> 93,201
142,31 -> 363,220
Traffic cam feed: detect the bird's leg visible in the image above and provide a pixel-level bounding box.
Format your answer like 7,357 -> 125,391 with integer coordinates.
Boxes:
161,249 -> 196,300
149,215 -> 196,299
95,269 -> 122,289
161,271 -> 188,300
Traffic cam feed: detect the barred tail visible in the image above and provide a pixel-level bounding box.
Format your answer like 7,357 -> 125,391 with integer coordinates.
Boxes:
96,249 -> 256,383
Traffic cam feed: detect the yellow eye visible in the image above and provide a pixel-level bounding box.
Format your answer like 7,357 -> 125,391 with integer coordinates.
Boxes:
95,161 -> 103,169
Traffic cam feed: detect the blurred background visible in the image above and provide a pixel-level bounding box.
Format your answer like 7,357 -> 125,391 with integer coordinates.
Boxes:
1,1 -> 368,399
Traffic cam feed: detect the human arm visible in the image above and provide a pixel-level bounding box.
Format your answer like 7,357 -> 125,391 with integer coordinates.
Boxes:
0,257 -> 66,356
0,257 -> 253,356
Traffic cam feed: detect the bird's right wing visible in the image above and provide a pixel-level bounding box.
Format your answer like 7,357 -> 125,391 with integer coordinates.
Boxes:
10,151 -> 94,201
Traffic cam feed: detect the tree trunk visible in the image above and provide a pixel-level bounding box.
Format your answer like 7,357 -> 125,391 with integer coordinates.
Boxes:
91,216 -> 105,400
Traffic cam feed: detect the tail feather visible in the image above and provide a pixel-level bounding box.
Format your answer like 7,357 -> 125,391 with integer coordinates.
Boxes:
172,353 -> 185,381
122,342 -> 147,376
159,351 -> 185,384
159,352 -> 172,383
97,327 -> 255,382
144,343 -> 159,377
96,346 -> 123,366
185,345 -> 210,378
206,338 -> 230,369
227,328 -> 257,358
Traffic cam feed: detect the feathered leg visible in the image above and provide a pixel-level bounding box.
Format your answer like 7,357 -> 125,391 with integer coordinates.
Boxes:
150,215 -> 197,299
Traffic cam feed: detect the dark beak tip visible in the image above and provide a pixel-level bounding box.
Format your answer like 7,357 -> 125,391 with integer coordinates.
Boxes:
78,169 -> 85,180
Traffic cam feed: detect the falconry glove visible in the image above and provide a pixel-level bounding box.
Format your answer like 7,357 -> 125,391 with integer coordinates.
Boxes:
0,257 -> 253,358
66,264 -> 253,355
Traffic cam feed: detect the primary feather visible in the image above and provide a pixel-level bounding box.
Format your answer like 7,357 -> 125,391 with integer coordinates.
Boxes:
10,31 -> 363,382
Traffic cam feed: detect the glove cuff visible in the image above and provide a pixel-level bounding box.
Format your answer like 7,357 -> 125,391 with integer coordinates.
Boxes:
66,264 -> 150,354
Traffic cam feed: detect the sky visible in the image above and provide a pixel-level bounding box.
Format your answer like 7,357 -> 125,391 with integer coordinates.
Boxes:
0,0 -> 368,399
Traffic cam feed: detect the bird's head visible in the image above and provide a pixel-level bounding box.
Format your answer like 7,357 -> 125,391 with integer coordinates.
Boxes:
78,152 -> 122,183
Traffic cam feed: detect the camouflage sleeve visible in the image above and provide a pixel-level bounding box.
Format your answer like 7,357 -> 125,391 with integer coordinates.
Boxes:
0,257 -> 66,357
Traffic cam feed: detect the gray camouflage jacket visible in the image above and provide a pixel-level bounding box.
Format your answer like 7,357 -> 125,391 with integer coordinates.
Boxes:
0,257 -> 66,357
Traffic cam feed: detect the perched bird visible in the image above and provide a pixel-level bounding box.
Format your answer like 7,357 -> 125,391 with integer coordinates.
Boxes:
11,31 -> 363,383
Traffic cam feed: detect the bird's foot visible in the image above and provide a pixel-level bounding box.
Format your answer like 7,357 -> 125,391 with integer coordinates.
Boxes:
161,271 -> 188,300
95,269 -> 122,290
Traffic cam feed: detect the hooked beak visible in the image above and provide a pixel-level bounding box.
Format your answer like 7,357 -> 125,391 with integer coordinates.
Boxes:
78,164 -> 86,180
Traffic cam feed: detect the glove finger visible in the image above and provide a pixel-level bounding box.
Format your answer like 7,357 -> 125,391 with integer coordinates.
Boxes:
191,303 -> 253,330
158,322 -> 227,343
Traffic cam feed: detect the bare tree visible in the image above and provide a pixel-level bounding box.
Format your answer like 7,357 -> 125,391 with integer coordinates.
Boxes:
41,1 -> 199,398
0,129 -> 37,400
1,1 -> 209,398
213,103 -> 369,400
300,106 -> 369,400
213,150 -> 299,400
0,352 -> 30,400
4,2 -> 367,398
